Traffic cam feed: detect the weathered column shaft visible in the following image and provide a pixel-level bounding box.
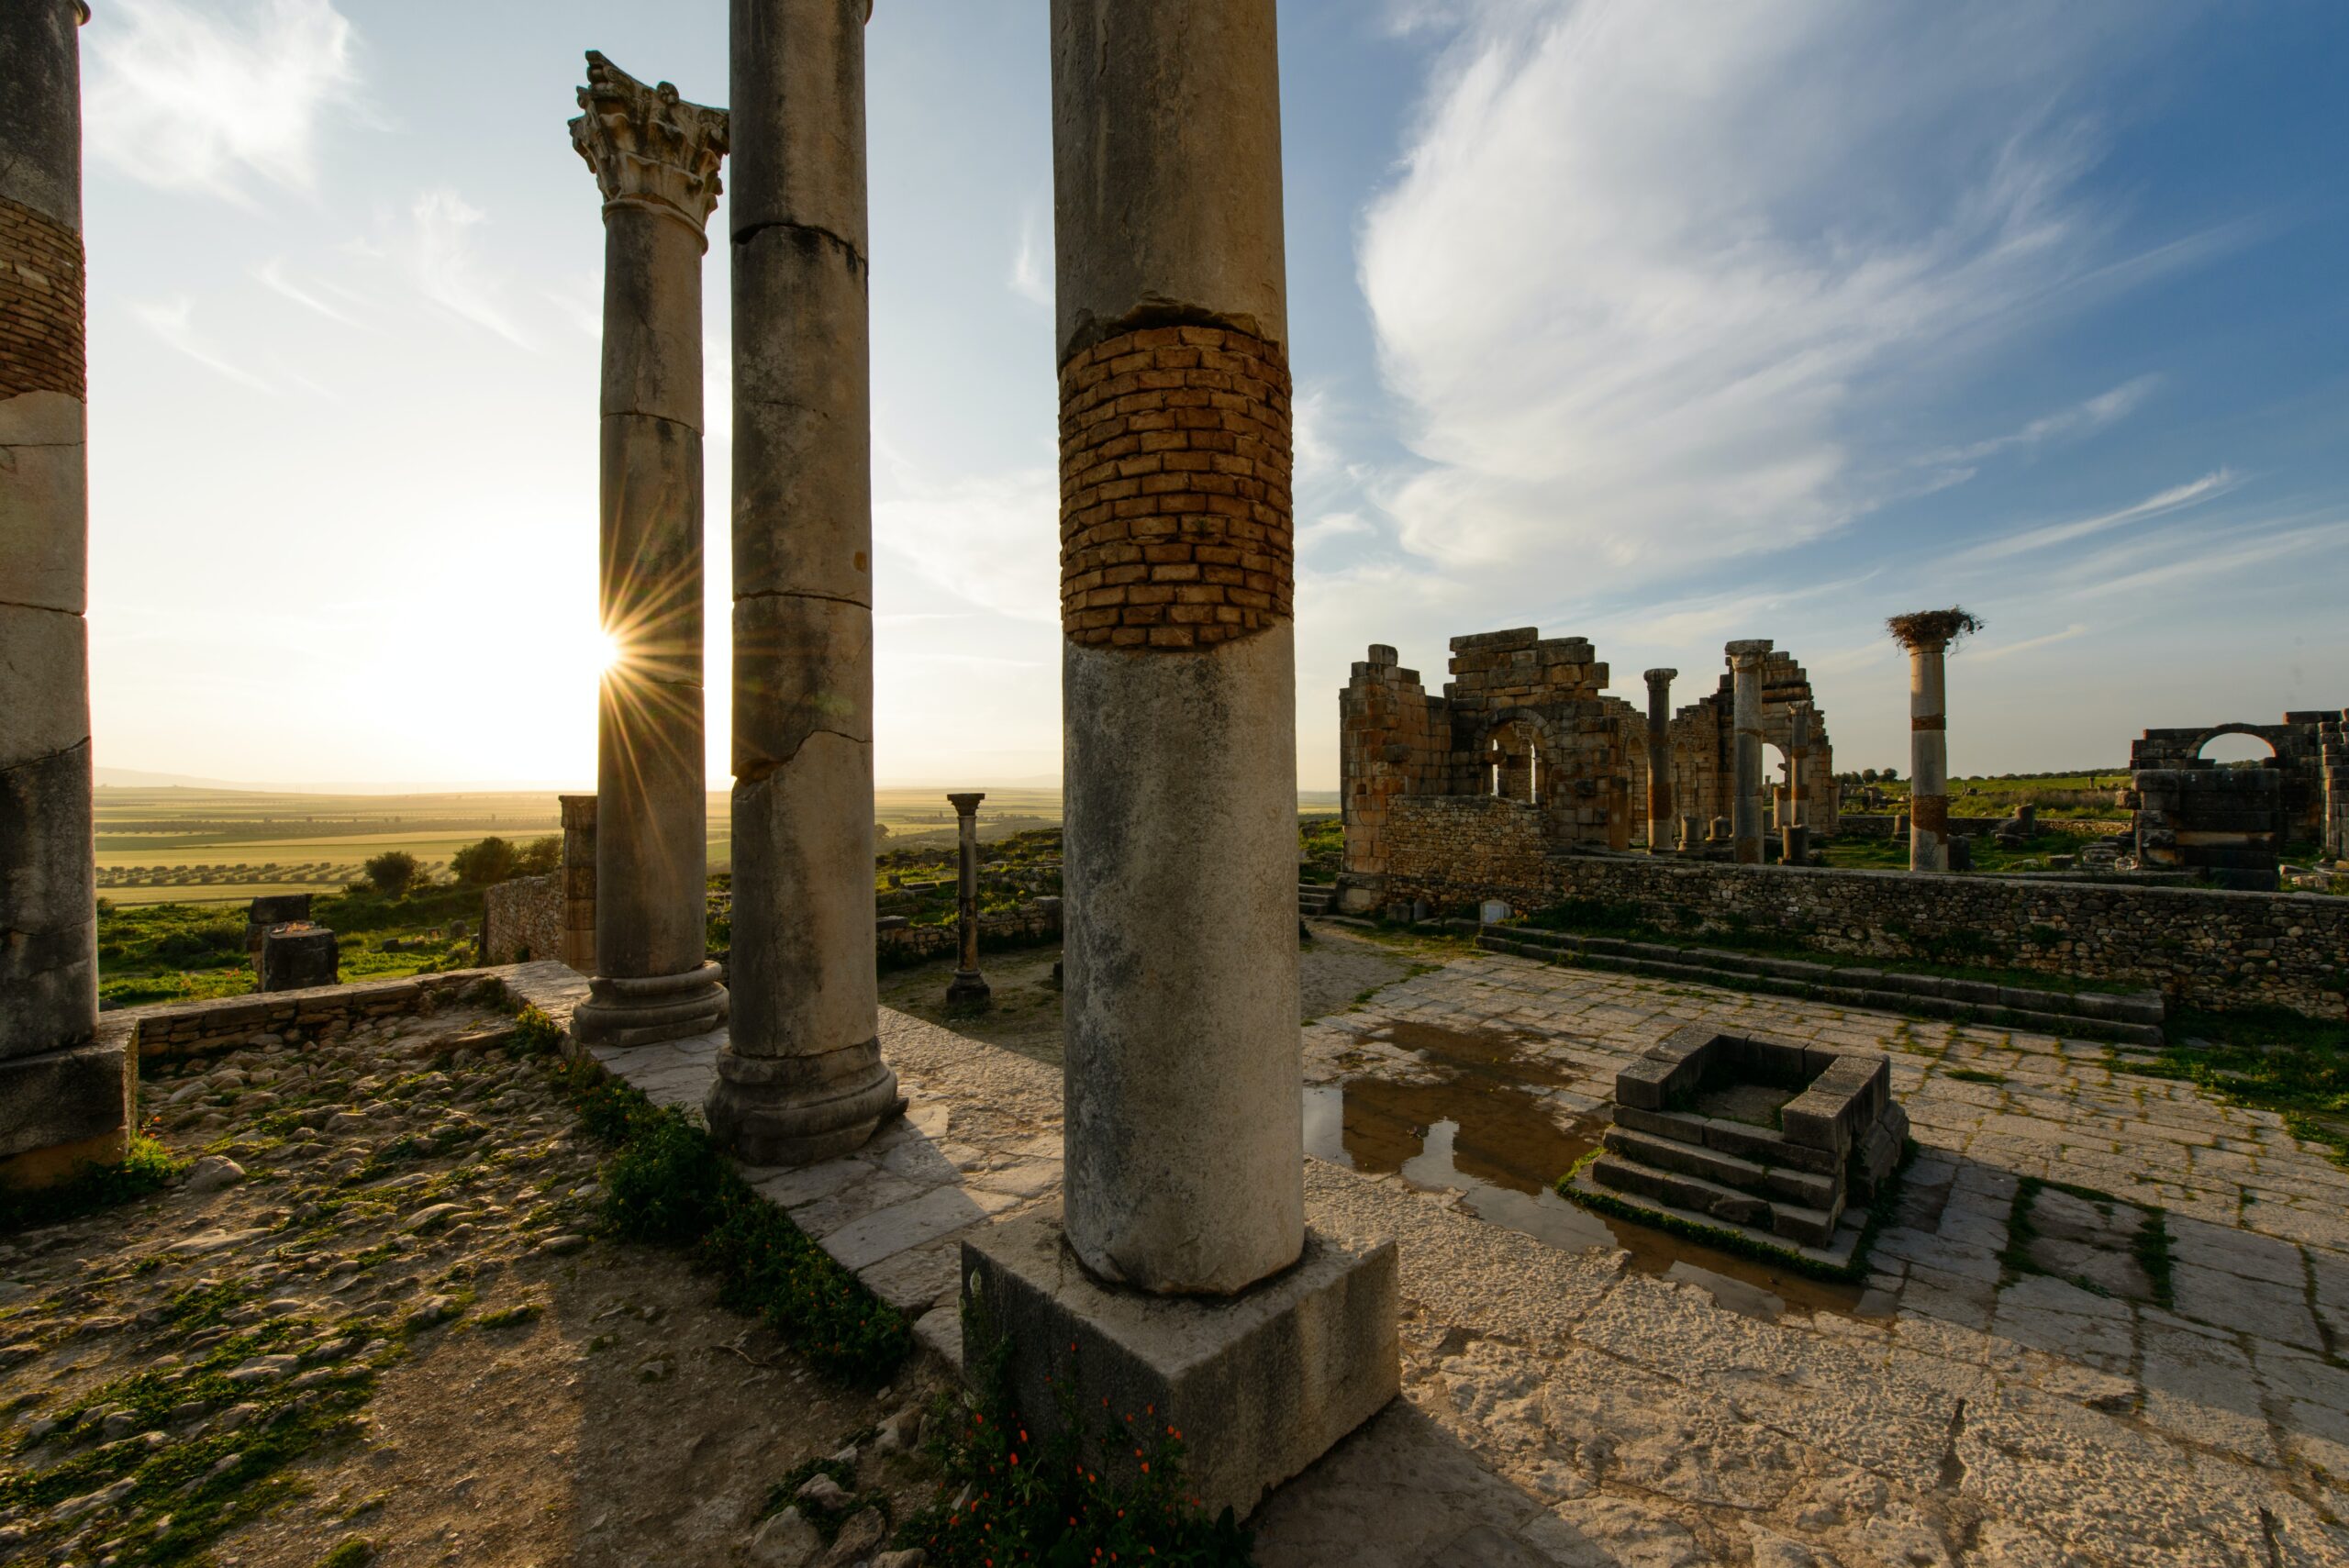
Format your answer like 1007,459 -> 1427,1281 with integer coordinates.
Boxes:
1642,669 -> 1675,851
1787,704 -> 1811,828
1727,640 -> 1772,866
946,792 -> 990,1005
1054,0 -> 1301,1296
0,0 -> 132,1188
707,0 -> 899,1162
1909,642 -> 1951,873
569,53 -> 730,1047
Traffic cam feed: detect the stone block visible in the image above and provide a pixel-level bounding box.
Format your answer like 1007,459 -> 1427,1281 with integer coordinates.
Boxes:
0,1021 -> 132,1179
960,1205 -> 1399,1522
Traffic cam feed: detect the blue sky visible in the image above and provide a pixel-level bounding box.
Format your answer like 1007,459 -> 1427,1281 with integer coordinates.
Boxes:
76,0 -> 2349,788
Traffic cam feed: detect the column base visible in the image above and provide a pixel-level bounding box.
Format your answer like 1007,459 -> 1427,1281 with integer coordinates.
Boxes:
961,1205 -> 1399,1522
0,1025 -> 134,1190
945,971 -> 992,1007
571,962 -> 729,1048
705,1040 -> 901,1166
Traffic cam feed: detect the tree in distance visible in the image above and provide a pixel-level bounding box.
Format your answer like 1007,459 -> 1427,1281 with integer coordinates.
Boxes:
515,836 -> 562,876
363,850 -> 422,896
451,837 -> 518,887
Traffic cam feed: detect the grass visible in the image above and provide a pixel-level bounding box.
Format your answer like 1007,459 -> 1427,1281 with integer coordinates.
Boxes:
0,1134 -> 184,1237
895,1296 -> 1254,1566
1816,829 -> 2114,873
541,1023 -> 910,1384
2119,1006 -> 2349,1165
1860,771 -> 2133,821
95,885 -> 489,1010
1299,816 -> 1342,885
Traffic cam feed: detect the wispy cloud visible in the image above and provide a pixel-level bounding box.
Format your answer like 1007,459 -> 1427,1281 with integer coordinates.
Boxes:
1357,1 -> 2192,581
1923,375 -> 2161,467
875,463 -> 1058,623
255,258 -> 373,330
402,191 -> 531,348
1009,199 -> 1052,308
86,0 -> 358,203
1952,469 -> 2235,564
1975,622 -> 2089,662
130,297 -> 276,392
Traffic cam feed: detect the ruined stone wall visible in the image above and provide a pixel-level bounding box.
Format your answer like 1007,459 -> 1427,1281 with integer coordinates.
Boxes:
482,875 -> 562,966
1666,650 -> 1840,840
2131,715 -> 2330,843
2134,768 -> 2284,891
874,901 -> 1063,966
1339,646 -> 1442,880
1441,628 -> 1629,850
2324,713 -> 2349,861
1379,850 -> 2349,1019
128,971 -> 504,1061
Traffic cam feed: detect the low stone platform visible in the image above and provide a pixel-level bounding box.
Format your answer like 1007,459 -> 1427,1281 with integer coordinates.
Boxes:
0,1016 -> 134,1187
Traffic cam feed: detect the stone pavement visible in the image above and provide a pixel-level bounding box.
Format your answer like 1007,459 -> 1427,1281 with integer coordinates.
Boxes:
507,949 -> 2349,1565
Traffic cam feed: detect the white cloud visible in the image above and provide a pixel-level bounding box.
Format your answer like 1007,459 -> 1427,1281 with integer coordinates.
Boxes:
255,258 -> 373,330
1952,469 -> 2234,564
86,0 -> 358,203
1924,375 -> 2161,466
1358,0 -> 2187,582
403,190 -> 531,348
129,296 -> 275,392
1974,622 -> 2089,662
875,464 -> 1059,624
1009,199 -> 1052,308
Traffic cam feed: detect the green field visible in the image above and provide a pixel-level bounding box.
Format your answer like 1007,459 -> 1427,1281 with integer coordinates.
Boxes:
1860,772 -> 2132,821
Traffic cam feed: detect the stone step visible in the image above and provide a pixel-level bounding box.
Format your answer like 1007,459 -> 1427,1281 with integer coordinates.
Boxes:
1602,1125 -> 1839,1211
1468,929 -> 2165,1046
1586,1151 -> 1841,1249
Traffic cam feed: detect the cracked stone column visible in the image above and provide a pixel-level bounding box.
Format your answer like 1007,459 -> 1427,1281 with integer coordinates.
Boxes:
0,0 -> 130,1186
1894,621 -> 1954,874
1642,668 -> 1675,852
1727,640 -> 1772,866
567,53 -> 731,1048
1053,0 -> 1303,1295
1784,702 -> 1812,864
945,793 -> 990,1006
706,0 -> 900,1163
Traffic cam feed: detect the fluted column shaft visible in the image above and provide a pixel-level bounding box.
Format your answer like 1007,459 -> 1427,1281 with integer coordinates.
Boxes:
1054,0 -> 1300,1296
707,0 -> 900,1163
569,53 -> 730,1048
1726,640 -> 1772,866
1642,669 -> 1675,852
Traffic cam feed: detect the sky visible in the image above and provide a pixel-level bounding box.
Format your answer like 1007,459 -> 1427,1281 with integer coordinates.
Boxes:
74,0 -> 2349,790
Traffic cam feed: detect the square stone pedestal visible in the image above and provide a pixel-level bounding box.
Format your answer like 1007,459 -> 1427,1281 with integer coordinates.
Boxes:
0,1019 -> 135,1188
960,1204 -> 1399,1521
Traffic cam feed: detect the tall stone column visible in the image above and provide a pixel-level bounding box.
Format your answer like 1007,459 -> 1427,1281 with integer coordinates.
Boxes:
1784,702 -> 1812,864
567,53 -> 730,1048
962,6 -> 1397,1521
707,0 -> 900,1164
1727,640 -> 1772,866
945,793 -> 990,1006
0,0 -> 131,1188
1887,610 -> 1975,874
1642,668 -> 1675,852
1052,0 -> 1302,1296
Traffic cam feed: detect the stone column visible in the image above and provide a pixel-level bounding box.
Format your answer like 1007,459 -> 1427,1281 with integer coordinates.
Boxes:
945,793 -> 989,1006
1783,703 -> 1812,864
1052,0 -> 1303,1296
567,53 -> 730,1047
1891,617 -> 1955,873
558,794 -> 597,973
1726,640 -> 1772,866
1642,668 -> 1675,852
0,0 -> 131,1188
707,0 -> 900,1163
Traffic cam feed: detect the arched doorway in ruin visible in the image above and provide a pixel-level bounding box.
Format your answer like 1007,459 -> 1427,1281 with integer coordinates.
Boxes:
2195,728 -> 2280,767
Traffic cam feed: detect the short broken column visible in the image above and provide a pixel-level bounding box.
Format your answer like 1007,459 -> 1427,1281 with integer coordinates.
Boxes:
1726,639 -> 1773,865
705,0 -> 901,1164
961,0 -> 1397,1523
0,0 -> 132,1188
944,793 -> 990,1006
260,924 -> 339,992
558,793 -> 597,973
1888,610 -> 1975,874
566,52 -> 731,1047
1642,668 -> 1676,851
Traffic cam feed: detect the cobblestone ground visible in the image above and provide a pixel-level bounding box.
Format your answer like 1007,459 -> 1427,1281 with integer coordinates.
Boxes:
1262,947 -> 2349,1567
0,995 -> 938,1567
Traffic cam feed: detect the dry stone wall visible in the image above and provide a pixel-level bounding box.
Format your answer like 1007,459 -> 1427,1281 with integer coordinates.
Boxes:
2130,713 -> 2332,844
482,875 -> 562,966
1379,825 -> 2349,1018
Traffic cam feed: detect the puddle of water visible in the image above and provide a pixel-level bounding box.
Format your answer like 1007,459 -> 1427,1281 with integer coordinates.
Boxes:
1310,1022 -> 1872,1323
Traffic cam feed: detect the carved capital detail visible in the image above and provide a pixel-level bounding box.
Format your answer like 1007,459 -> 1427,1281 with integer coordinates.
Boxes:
569,51 -> 729,233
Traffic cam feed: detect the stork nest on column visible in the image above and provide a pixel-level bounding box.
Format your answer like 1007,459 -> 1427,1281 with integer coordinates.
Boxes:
1886,607 -> 1983,651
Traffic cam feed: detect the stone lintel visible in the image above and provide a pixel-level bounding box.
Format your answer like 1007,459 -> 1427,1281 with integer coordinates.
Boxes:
961,1203 -> 1399,1522
0,1018 -> 130,1174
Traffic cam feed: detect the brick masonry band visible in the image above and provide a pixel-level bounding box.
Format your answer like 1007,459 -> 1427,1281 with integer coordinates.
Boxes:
1911,796 -> 1950,831
1058,324 -> 1294,650
0,196 -> 86,400
1911,716 -> 1947,731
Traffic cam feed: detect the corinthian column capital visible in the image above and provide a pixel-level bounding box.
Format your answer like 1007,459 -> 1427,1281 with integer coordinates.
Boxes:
570,51 -> 729,234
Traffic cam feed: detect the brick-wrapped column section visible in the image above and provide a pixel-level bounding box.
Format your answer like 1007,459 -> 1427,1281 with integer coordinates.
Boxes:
1053,0 -> 1302,1296
944,793 -> 990,1006
0,0 -> 133,1187
567,54 -> 731,1047
1642,668 -> 1675,852
706,0 -> 900,1164
1726,640 -> 1772,866
1895,625 -> 1954,873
